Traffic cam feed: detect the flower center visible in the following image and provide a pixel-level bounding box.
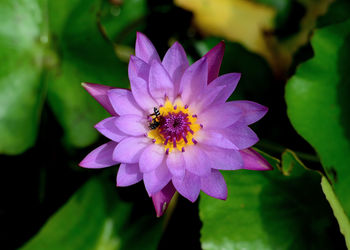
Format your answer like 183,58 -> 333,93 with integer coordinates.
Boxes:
147,100 -> 201,153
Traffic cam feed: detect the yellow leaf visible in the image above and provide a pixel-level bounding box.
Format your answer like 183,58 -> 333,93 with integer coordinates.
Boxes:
175,0 -> 333,77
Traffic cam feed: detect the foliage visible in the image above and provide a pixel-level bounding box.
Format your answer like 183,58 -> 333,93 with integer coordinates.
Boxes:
1,0 -> 350,249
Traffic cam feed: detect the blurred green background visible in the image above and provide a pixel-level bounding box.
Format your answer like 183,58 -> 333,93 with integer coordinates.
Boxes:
1,0 -> 350,249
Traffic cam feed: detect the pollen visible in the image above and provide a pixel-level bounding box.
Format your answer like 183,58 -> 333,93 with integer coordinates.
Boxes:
147,99 -> 201,153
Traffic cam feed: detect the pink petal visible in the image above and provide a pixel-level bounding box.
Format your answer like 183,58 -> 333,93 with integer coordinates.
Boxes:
129,57 -> 158,111
115,115 -> 147,136
116,163 -> 143,187
200,169 -> 227,200
166,149 -> 185,177
201,145 -> 243,170
209,73 -> 241,104
108,88 -> 144,116
232,101 -> 268,125
197,102 -> 242,129
183,146 -> 211,176
82,82 -> 116,115
149,60 -> 175,103
224,124 -> 259,150
204,41 -> 225,83
196,129 -> 238,150
139,143 -> 165,173
79,141 -> 118,168
143,161 -> 172,196
94,117 -> 127,142
180,57 -> 208,106
113,137 -> 150,163
151,182 -> 176,217
135,32 -> 161,64
172,171 -> 200,202
162,42 -> 189,95
240,148 -> 273,170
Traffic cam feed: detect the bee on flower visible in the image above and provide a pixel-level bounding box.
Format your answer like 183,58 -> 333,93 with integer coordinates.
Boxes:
79,32 -> 272,217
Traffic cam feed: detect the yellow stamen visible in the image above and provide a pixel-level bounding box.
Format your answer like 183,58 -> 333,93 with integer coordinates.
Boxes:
147,99 -> 201,153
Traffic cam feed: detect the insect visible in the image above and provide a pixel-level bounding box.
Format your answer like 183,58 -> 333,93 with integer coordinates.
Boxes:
150,107 -> 160,118
148,107 -> 161,130
149,119 -> 160,130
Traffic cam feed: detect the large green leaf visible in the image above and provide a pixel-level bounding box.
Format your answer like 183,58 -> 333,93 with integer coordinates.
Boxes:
285,19 -> 350,219
200,150 -> 342,249
0,0 -> 138,153
21,177 -> 162,250
0,0 -> 47,154
46,0 -> 130,147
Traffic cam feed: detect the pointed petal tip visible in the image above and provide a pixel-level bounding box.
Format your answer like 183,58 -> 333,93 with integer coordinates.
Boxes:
152,183 -> 176,217
81,82 -> 96,90
136,31 -> 145,38
188,197 -> 198,203
81,82 -> 117,115
78,160 -> 85,168
218,40 -> 225,48
204,41 -> 225,83
241,148 -> 273,171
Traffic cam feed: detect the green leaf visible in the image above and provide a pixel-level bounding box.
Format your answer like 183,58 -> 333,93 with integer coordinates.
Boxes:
46,0 -> 129,147
0,0 -> 136,154
285,19 -> 350,218
200,149 -> 342,249
317,0 -> 350,28
21,177 -> 162,250
99,0 -> 148,44
0,0 -> 47,154
321,176 -> 350,248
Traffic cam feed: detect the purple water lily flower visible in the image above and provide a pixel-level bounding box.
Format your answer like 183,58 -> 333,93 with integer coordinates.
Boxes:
79,32 -> 272,217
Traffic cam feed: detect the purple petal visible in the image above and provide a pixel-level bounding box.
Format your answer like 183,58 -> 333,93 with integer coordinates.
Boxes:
240,148 -> 273,170
223,124 -> 259,150
209,73 -> 241,104
149,60 -> 175,103
115,115 -> 147,136
113,137 -> 149,163
151,182 -> 176,217
183,146 -> 211,176
232,101 -> 268,125
190,85 -> 226,114
79,141 -> 118,168
116,163 -> 143,187
196,129 -> 239,150
162,42 -> 189,95
166,149 -> 185,177
143,161 -> 172,196
139,143 -> 165,173
180,57 -> 208,106
197,102 -> 242,129
82,82 -> 116,115
200,169 -> 227,200
128,55 -> 150,80
135,32 -> 161,64
204,41 -> 225,83
108,88 -> 144,116
172,171 -> 200,202
129,57 -> 157,111
201,145 -> 243,170
95,117 -> 127,142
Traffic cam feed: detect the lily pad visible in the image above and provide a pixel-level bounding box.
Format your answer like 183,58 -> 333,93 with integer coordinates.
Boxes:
21,177 -> 162,250
0,0 -> 47,154
285,19 -> 350,218
0,0 -> 136,154
200,150 -> 343,249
